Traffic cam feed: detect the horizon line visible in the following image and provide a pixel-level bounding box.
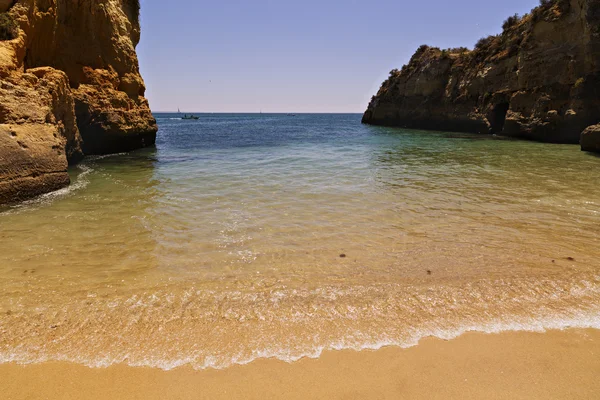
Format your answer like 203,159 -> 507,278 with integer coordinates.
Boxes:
152,111 -> 364,114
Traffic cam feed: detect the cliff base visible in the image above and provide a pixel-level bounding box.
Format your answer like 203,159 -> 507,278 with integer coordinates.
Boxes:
0,0 -> 157,205
363,0 -> 600,152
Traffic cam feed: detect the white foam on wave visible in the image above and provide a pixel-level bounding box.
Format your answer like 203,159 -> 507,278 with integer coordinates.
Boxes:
85,153 -> 128,161
0,164 -> 93,215
2,151 -> 132,214
2,275 -> 600,371
179,311 -> 600,371
3,309 -> 598,371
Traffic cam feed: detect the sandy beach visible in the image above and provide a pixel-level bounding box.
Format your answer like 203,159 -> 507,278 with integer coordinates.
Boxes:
3,329 -> 599,400
2,1 -> 600,399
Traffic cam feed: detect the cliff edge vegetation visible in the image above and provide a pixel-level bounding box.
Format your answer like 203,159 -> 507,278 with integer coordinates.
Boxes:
363,0 -> 600,152
0,0 -> 157,205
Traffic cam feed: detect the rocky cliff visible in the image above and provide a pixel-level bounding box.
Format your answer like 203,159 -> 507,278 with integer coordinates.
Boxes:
0,0 -> 157,204
363,0 -> 600,151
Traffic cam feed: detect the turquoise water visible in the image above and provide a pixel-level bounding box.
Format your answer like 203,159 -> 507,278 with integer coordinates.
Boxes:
0,113 -> 599,369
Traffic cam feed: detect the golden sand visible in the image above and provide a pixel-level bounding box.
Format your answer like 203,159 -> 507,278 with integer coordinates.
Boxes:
3,329 -> 599,400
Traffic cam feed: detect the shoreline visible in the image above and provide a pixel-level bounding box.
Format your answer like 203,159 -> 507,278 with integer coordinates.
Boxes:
3,328 -> 600,400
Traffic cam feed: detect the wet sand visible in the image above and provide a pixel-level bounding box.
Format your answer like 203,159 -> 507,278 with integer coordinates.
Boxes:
3,329 -> 600,400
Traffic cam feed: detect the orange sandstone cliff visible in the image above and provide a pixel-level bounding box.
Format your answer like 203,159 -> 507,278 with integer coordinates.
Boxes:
0,0 -> 157,204
363,0 -> 600,151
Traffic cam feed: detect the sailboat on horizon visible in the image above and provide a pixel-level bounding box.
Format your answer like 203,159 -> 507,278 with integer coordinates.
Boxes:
178,107 -> 199,120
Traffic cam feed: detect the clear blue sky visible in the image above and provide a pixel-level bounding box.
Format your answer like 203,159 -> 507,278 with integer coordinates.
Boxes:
137,0 -> 540,113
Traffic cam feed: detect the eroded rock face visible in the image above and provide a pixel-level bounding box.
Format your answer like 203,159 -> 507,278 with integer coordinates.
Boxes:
74,67 -> 157,155
0,67 -> 80,204
0,0 -> 157,204
16,0 -> 158,155
363,0 -> 600,151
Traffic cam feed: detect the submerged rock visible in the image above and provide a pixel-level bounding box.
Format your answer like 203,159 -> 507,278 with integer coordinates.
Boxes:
581,124 -> 600,153
363,0 -> 600,152
0,0 -> 157,205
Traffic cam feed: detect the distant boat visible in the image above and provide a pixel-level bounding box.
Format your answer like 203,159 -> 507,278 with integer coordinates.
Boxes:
178,108 -> 199,120
287,113 -> 297,117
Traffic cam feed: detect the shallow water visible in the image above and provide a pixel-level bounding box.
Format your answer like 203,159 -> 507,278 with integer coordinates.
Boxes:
1,113 -> 599,369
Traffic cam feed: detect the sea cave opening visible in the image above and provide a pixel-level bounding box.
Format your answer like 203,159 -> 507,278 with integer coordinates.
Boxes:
490,102 -> 510,134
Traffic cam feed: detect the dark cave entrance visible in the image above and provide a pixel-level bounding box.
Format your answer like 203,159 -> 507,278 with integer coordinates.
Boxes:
490,102 -> 509,134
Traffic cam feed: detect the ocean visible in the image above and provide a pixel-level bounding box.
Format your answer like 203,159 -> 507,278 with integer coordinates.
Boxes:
1,113 -> 599,370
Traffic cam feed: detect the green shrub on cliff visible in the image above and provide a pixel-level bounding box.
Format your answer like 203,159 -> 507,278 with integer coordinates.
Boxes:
539,0 -> 569,9
502,14 -> 521,31
555,0 -> 571,13
416,44 -> 430,53
448,47 -> 469,54
389,68 -> 400,77
0,12 -> 17,41
475,36 -> 495,50
533,0 -> 570,21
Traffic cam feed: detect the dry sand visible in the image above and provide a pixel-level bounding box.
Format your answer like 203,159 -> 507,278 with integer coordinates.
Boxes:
3,329 -> 600,400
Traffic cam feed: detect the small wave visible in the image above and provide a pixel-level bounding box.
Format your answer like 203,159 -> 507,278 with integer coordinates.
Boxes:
1,276 -> 599,371
85,153 -> 128,161
140,312 -> 600,370
0,164 -> 93,215
2,310 -> 598,371
117,311 -> 600,370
